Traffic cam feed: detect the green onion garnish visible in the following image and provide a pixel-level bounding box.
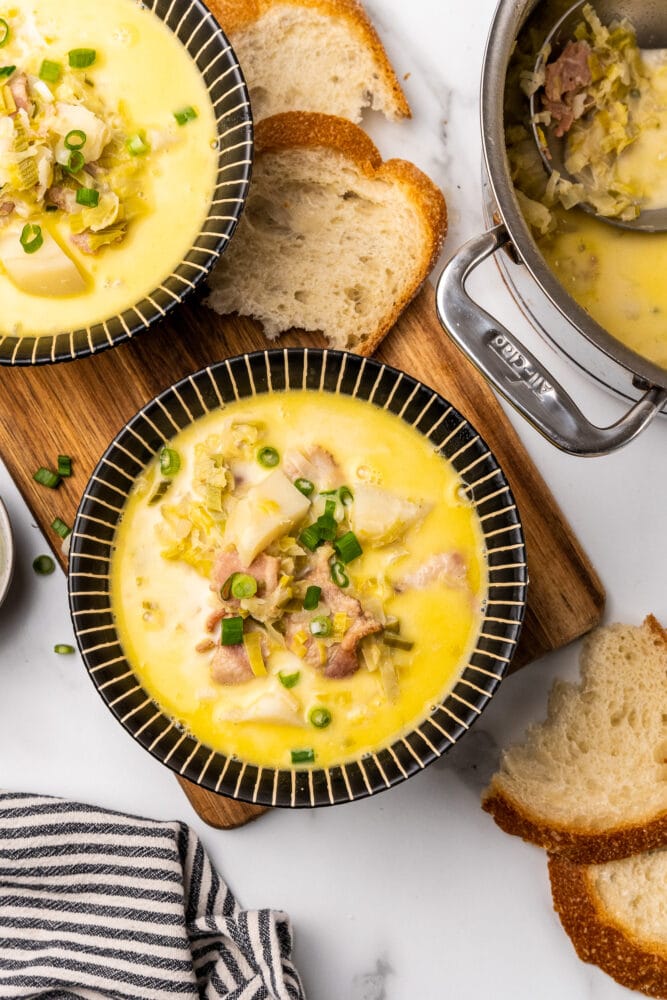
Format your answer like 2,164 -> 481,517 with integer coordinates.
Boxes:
257,446 -> 279,468
45,204 -> 58,212
303,585 -> 321,611
20,224 -> 44,255
330,559 -> 349,589
126,132 -> 150,157
68,48 -> 96,68
174,105 -> 198,126
33,466 -> 60,489
66,150 -> 85,173
54,644 -> 75,655
32,555 -> 55,575
299,524 -> 322,551
279,670 -> 300,689
309,615 -> 332,638
39,59 -> 61,83
339,485 -> 354,506
76,187 -> 99,207
315,514 -> 336,542
0,19 -> 10,48
334,531 -> 363,564
147,480 -> 172,505
383,633 -> 414,652
384,617 -> 401,634
294,478 -> 314,497
65,129 -> 87,150
230,573 -> 257,600
57,455 -> 72,477
51,517 -> 71,539
221,616 -> 244,646
291,748 -> 315,765
309,707 -> 332,729
159,447 -> 181,477
0,65 -> 15,78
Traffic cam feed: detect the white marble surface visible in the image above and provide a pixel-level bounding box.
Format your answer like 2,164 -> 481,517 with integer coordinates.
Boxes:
0,1 -> 665,998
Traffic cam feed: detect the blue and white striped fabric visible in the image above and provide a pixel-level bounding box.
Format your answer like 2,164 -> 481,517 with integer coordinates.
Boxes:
0,793 -> 305,1000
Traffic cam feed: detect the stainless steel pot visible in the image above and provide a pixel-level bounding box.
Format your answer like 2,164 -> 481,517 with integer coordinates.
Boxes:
435,0 -> 667,456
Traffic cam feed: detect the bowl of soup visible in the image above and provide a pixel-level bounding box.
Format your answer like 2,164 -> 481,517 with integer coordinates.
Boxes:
68,350 -> 527,807
0,0 -> 252,365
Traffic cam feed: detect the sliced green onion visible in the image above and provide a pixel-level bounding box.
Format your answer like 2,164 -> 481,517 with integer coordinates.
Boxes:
310,615 -> 332,638
159,447 -> 181,477
319,489 -> 337,496
279,670 -> 301,689
315,513 -> 336,542
0,19 -> 9,48
294,478 -> 314,497
339,485 -> 354,507
0,65 -> 15,78
221,616 -> 244,646
68,48 -> 96,68
323,499 -> 336,518
45,204 -> 58,213
291,748 -> 315,765
126,132 -> 150,157
299,524 -> 322,552
65,150 -> 85,173
309,707 -> 332,729
230,573 -> 257,600
33,466 -> 60,489
39,59 -> 61,83
384,617 -> 401,634
75,187 -> 99,207
174,105 -> 198,126
57,455 -> 72,477
330,559 -> 349,589
334,531 -> 363,564
33,555 -> 55,575
383,633 -> 414,652
51,517 -> 71,539
54,643 -> 75,655
64,129 -> 87,150
20,224 -> 44,256
257,446 -> 279,468
147,480 -> 172,506
303,585 -> 321,611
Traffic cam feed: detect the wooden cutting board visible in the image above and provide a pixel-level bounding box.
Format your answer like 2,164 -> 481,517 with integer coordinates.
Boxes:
0,282 -> 605,829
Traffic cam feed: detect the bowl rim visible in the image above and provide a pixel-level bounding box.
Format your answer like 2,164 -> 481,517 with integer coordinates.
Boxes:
0,0 -> 253,367
68,348 -> 528,807
0,497 -> 14,608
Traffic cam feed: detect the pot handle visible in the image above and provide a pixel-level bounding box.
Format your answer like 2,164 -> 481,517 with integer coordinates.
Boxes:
435,224 -> 667,457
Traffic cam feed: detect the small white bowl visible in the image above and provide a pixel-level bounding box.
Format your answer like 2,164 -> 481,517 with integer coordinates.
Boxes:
0,497 -> 15,607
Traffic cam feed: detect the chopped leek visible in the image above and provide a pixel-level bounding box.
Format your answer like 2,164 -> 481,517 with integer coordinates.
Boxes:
126,132 -> 150,157
243,632 -> 267,676
303,585 -> 321,610
33,466 -> 60,488
0,19 -> 9,48
221,616 -> 244,646
290,748 -> 315,765
51,517 -> 71,539
279,670 -> 300,689
33,555 -> 55,575
148,480 -> 173,506
20,225 -> 43,256
68,49 -> 96,69
159,447 -> 181,477
383,633 -> 414,652
76,187 -> 100,207
39,59 -> 61,83
308,707 -> 332,729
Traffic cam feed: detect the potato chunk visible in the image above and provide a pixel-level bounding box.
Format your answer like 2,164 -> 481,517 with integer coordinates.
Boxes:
351,484 -> 425,545
0,228 -> 86,297
225,468 -> 310,564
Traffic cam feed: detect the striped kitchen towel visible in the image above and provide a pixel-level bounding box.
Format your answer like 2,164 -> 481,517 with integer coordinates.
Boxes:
0,792 -> 305,1000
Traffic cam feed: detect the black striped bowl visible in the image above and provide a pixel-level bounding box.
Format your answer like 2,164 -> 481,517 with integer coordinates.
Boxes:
2,0 -> 252,366
69,350 -> 528,808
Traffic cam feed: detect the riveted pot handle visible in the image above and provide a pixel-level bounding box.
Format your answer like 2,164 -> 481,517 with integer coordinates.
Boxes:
435,224 -> 667,457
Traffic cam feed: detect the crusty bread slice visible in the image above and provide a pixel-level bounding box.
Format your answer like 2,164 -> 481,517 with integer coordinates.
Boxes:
482,616 -> 667,863
549,850 -> 667,998
205,112 -> 447,354
208,0 -> 410,122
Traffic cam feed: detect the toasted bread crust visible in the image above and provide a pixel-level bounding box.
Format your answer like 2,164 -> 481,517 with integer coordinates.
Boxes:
482,788 -> 667,864
549,855 -> 667,998
253,112 -> 447,355
207,0 -> 411,119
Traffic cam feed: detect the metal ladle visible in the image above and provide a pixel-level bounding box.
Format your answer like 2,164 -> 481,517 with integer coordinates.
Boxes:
529,0 -> 667,232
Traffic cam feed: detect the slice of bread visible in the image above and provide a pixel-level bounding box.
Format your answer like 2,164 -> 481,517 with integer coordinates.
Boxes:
208,0 -> 410,122
482,616 -> 667,863
549,850 -> 667,998
205,112 -> 447,354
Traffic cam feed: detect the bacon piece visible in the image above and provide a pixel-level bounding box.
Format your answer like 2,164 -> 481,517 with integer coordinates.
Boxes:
398,551 -> 467,591
283,446 -> 342,490
0,202 -> 15,217
326,614 -> 382,679
9,74 -> 32,115
46,186 -> 78,213
210,642 -> 253,685
542,40 -> 592,138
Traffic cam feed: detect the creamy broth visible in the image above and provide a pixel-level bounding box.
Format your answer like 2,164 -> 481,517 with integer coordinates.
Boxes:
110,392 -> 488,770
0,0 -> 217,336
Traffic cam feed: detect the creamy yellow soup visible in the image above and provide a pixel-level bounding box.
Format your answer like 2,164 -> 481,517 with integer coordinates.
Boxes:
110,392 -> 488,770
0,0 -> 217,336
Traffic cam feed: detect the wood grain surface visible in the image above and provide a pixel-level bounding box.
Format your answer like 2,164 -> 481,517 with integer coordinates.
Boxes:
0,282 -> 605,829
